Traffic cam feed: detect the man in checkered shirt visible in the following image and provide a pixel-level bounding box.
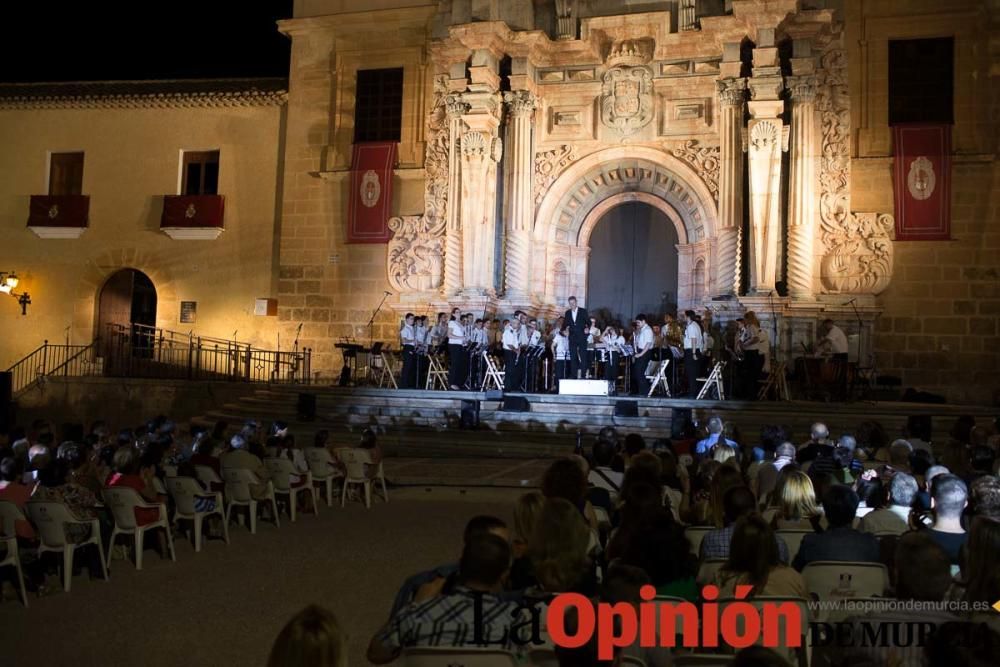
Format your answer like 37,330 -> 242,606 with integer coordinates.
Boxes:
700,486 -> 790,563
367,534 -> 531,663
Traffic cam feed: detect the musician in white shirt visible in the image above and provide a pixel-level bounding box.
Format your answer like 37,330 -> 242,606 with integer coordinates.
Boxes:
631,314 -> 654,395
502,319 -> 523,391
413,315 -> 428,389
682,309 -> 704,397
602,325 -> 624,388
818,319 -> 849,361
552,324 -> 570,385
447,307 -> 466,390
399,313 -> 417,389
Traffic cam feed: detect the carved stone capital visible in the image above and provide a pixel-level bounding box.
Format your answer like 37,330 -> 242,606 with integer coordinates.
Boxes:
717,77 -> 747,107
445,94 -> 469,119
503,90 -> 537,118
786,75 -> 817,103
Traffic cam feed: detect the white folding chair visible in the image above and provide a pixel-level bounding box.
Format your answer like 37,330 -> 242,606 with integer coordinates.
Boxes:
425,354 -> 449,390
221,467 -> 280,533
304,447 -> 343,507
0,500 -> 30,606
402,647 -> 519,666
336,448 -> 388,508
646,359 -> 671,397
481,352 -> 505,391
717,596 -> 810,667
264,457 -> 318,522
102,487 -> 176,571
802,561 -> 889,601
24,500 -> 108,591
165,476 -> 228,552
696,361 -> 727,400
776,528 -> 814,563
194,464 -> 223,491
684,525 -> 713,557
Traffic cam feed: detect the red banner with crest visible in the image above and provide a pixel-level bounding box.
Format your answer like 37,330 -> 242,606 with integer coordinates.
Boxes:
346,142 -> 397,244
892,124 -> 951,241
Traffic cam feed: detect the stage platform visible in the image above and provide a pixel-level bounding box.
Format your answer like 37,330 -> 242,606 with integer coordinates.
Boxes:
192,385 -> 996,461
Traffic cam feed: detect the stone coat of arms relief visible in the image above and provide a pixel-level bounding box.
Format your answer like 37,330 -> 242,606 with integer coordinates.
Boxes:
600,65 -> 653,137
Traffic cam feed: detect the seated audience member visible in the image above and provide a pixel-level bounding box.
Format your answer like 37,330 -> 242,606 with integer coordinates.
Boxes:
716,515 -> 808,598
600,563 -> 672,667
553,605 -> 620,667
771,470 -> 823,530
353,428 -> 383,478
107,447 -> 163,526
755,442 -> 797,504
683,462 -> 742,527
268,605 -> 346,667
904,414 -> 934,454
695,416 -> 739,458
926,473 -> 969,565
793,485 -> 879,570
542,458 -> 598,530
388,515 -> 509,618
221,434 -> 272,499
619,507 -> 698,601
969,445 -> 996,480
368,534 -> 525,663
712,444 -> 739,467
0,457 -> 36,540
190,438 -> 222,476
840,532 -> 957,667
622,432 -> 646,468
701,485 -> 790,563
588,437 -> 624,502
886,438 -> 914,474
797,423 -> 834,463
33,456 -> 100,546
968,475 -> 1000,520
853,469 -> 885,520
510,492 -> 544,590
607,480 -> 667,559
858,471 -> 917,535
529,498 -> 596,597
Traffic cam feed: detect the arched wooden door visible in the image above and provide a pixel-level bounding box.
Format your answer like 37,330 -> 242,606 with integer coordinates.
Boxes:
98,269 -> 157,363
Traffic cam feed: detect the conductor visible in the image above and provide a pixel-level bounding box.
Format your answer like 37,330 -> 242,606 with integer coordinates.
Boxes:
563,296 -> 590,379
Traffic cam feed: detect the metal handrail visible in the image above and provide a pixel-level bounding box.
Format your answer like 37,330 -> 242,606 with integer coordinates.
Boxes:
5,340 -> 99,396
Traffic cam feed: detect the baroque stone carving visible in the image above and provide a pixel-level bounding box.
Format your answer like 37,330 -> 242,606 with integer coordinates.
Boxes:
600,66 -> 653,137
534,144 -> 578,205
669,140 -> 719,201
387,75 -> 449,293
820,212 -> 895,294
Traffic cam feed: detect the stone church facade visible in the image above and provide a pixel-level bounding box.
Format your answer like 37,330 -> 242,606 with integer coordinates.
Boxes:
0,0 -> 997,404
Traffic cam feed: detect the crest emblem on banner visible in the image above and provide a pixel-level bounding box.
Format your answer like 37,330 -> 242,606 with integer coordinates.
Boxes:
600,66 -> 653,137
361,170 -> 381,208
906,156 -> 935,201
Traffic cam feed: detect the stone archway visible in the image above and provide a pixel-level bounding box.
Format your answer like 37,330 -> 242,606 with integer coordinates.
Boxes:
531,146 -> 719,310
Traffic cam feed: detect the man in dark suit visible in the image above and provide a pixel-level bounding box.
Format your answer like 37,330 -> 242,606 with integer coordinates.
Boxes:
563,296 -> 589,379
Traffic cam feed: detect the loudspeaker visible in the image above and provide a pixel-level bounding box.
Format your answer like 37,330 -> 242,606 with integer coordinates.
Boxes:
297,392 -> 317,421
461,399 -> 480,429
614,400 -> 638,418
502,396 -> 530,412
671,408 -> 693,438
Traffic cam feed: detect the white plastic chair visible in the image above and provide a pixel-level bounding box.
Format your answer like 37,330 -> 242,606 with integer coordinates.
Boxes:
802,560 -> 889,601
304,447 -> 343,507
24,500 -> 108,592
684,525 -> 713,556
162,464 -> 178,478
0,500 -> 30,606
102,487 -> 176,571
165,476 -> 229,552
221,467 -> 279,533
194,464 -> 223,490
264,457 -> 318,521
336,447 -> 388,508
776,528 -> 814,562
402,647 -> 519,666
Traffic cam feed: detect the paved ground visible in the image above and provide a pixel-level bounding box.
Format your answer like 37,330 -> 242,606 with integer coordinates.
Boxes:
0,485 -> 526,667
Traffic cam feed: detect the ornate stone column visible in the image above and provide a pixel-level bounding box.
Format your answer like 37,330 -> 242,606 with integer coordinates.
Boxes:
786,75 -> 818,300
502,90 -> 536,301
443,95 -> 467,296
745,30 -> 787,295
715,77 -> 746,297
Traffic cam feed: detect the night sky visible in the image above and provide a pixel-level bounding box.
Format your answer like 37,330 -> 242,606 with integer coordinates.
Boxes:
0,1 -> 294,82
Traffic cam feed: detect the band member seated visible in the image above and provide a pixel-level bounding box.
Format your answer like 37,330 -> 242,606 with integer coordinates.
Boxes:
682,310 -> 704,397
447,307 -> 466,391
631,314 -> 654,395
817,319 -> 849,362
563,296 -> 589,379
399,313 -> 417,389
502,318 -> 524,391
552,324 -> 570,388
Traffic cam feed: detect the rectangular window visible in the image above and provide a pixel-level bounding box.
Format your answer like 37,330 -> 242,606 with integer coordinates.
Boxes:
48,152 -> 84,195
353,67 -> 404,143
889,37 -> 954,125
181,150 -> 220,195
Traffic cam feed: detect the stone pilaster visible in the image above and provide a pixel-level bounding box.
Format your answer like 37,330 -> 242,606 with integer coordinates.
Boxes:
502,90 -> 536,301
443,95 -> 467,296
716,77 -> 746,297
786,75 -> 818,300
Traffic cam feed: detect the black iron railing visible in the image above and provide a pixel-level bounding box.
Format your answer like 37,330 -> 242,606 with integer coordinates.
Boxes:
6,340 -> 101,395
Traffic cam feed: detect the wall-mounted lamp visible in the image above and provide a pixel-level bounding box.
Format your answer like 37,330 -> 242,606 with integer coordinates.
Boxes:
0,271 -> 31,315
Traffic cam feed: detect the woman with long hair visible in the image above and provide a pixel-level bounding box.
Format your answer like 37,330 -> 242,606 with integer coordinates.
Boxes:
268,605 -> 346,667
771,470 -> 822,530
953,516 -> 1000,612
530,497 -> 595,596
510,491 -> 545,590
716,515 -> 808,598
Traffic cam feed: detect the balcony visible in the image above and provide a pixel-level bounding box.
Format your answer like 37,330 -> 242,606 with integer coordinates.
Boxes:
160,194 -> 225,240
27,195 -> 90,238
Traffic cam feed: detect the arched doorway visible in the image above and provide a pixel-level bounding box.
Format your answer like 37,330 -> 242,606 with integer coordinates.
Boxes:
97,269 -> 157,348
586,202 -> 679,324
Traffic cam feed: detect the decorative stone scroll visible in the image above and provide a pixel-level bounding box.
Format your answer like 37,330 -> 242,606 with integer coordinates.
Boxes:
820,212 -> 895,294
387,75 -> 449,293
534,144 -> 578,205
670,140 -> 719,201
